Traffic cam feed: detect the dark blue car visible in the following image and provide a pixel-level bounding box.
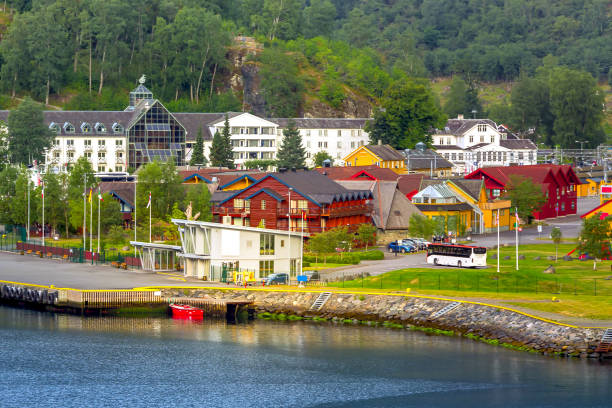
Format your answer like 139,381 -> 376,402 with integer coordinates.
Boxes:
387,241 -> 415,253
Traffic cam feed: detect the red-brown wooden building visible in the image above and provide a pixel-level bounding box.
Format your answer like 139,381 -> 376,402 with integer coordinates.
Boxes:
464,164 -> 580,220
211,170 -> 372,233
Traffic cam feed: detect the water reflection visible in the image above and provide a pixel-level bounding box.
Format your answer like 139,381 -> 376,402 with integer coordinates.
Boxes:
0,306 -> 609,408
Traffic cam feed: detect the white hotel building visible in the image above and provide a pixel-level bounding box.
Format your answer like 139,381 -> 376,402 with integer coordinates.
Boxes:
432,116 -> 538,174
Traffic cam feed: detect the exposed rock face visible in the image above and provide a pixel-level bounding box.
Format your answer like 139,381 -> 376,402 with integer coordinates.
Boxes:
163,288 -> 605,358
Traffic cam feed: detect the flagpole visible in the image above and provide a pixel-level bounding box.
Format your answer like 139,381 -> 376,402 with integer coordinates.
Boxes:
149,191 -> 151,243
134,176 -> 137,256
83,174 -> 86,250
497,208 -> 500,273
90,189 -> 93,253
515,207 -> 519,271
27,180 -> 30,241
97,187 -> 101,254
300,211 -> 304,277
41,182 -> 45,248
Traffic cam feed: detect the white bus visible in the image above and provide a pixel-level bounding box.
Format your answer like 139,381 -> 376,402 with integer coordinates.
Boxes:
426,244 -> 487,268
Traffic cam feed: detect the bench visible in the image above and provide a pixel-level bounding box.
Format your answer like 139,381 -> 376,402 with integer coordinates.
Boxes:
46,252 -> 53,258
35,251 -> 42,257
26,250 -> 32,255
62,254 -> 69,260
120,262 -> 127,270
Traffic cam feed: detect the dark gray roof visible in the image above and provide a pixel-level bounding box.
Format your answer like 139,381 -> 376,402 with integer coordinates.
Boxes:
415,203 -> 473,212
405,149 -> 453,170
99,182 -> 135,208
270,118 -> 369,129
499,139 -> 537,150
465,143 -> 491,151
211,190 -> 235,203
435,119 -> 497,136
174,113 -> 225,142
450,179 -> 483,201
274,170 -> 372,205
434,145 -> 463,150
365,144 -> 405,161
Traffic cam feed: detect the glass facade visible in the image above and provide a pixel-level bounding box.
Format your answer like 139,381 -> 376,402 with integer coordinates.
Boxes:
127,101 -> 185,169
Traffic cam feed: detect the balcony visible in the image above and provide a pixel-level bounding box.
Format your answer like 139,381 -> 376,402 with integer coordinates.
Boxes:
66,145 -> 75,151
97,144 -> 106,151
97,157 -> 107,164
213,206 -> 251,216
116,156 -> 125,164
322,204 -> 372,218
84,145 -> 92,152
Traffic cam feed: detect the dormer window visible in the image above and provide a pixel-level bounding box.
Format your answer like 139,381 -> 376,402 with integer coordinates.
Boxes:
95,122 -> 106,133
63,122 -> 75,133
478,124 -> 487,132
112,123 -> 124,134
49,122 -> 60,133
81,122 -> 92,133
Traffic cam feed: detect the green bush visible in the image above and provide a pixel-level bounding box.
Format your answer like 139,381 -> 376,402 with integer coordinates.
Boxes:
355,250 -> 384,261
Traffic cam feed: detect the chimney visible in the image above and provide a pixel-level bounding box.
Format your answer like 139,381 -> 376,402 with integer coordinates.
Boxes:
457,114 -> 464,120
377,139 -> 382,145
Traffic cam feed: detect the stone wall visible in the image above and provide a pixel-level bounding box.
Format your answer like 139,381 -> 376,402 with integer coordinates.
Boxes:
162,288 -> 606,358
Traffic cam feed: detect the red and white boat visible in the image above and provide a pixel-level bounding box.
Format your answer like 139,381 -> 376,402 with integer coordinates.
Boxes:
169,304 -> 204,320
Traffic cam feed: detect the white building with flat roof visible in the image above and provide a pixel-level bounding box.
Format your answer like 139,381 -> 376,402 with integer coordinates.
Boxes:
173,219 -> 303,281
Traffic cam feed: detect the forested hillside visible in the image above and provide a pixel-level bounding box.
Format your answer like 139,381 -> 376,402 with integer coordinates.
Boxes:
0,0 -> 609,143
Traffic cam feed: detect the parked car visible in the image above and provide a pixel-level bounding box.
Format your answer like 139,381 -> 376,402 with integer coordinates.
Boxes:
406,238 -> 430,250
401,238 -> 420,250
387,241 -> 416,253
264,273 -> 289,285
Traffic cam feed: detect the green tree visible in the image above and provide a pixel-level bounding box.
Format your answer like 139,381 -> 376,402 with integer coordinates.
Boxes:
408,213 -> 436,240
221,115 -> 235,169
244,159 -> 276,170
443,77 -> 483,119
579,214 -> 611,270
366,78 -> 446,149
7,98 -> 54,165
209,130 -> 226,168
184,183 -> 212,222
313,151 -> 333,168
67,157 -> 96,232
189,127 -> 207,166
548,67 -> 605,148
504,175 -> 547,223
303,0 -> 336,38
11,169 -> 31,227
356,223 -> 377,251
276,120 -> 306,169
509,76 -> 553,142
259,47 -> 304,117
550,226 -> 562,261
136,159 -> 183,223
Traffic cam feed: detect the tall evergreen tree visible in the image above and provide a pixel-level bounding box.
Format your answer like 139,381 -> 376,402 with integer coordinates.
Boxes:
221,114 -> 235,169
189,127 -> 207,166
7,98 -> 54,165
276,120 -> 306,169
209,130 -> 226,168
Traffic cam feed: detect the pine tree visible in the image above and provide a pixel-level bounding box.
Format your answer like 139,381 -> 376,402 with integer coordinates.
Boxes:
189,127 -> 207,166
221,114 -> 235,169
209,130 -> 225,167
276,119 -> 306,169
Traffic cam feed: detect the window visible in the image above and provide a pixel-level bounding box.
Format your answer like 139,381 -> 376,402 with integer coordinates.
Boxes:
561,203 -> 565,211
571,201 -> 575,210
231,127 -> 241,134
53,152 -> 60,159
478,124 -> 487,132
337,130 -> 341,137
358,130 -> 362,137
115,139 -> 123,146
49,122 -> 60,133
248,127 -> 258,134
64,122 -> 75,133
95,123 -> 106,133
324,130 -> 328,136
451,153 -> 456,160
98,140 -> 105,146
259,260 -> 274,277
518,152 -> 523,160
490,136 -> 494,143
81,123 -> 92,133
318,130 -> 323,136
112,123 -> 124,134
98,166 -> 105,172
480,135 -> 484,143
492,189 -> 501,197
261,127 -> 271,135
261,200 -> 266,210
306,141 -> 311,148
351,130 -> 355,137
85,152 -> 92,158
84,139 -> 92,146
337,141 -> 342,149
260,233 -> 275,255
52,139 -> 60,146
351,141 -> 355,148
117,152 -> 123,158
68,151 -> 74,158
447,138 -> 451,145
116,166 -> 123,172
318,141 -> 328,148
458,153 -> 463,160
66,139 -> 74,146
98,152 -> 105,159
469,135 -> 474,143
234,199 -> 244,209
305,130 -> 311,137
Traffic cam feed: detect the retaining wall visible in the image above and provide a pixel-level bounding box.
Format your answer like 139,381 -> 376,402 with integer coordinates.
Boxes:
161,288 -> 607,358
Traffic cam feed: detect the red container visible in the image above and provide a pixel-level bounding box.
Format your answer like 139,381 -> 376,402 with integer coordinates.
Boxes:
170,304 -> 204,320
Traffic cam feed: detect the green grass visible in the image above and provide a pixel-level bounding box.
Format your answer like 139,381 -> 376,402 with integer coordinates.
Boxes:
328,244 -> 612,319
304,263 -> 349,271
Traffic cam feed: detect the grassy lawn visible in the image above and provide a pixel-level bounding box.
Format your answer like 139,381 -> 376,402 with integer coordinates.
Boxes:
328,244 -> 612,320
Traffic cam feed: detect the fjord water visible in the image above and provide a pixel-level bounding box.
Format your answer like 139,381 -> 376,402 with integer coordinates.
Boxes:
0,307 -> 609,408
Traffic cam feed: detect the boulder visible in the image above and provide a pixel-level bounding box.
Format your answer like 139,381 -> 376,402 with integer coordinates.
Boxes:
563,255 -> 573,261
543,265 -> 556,274
503,256 -> 511,260
533,256 -> 541,260
490,254 -> 497,260
518,255 -> 525,260
547,256 -> 555,261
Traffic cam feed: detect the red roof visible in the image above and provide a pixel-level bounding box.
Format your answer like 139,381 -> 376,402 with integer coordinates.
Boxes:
396,173 -> 428,199
464,164 -> 577,191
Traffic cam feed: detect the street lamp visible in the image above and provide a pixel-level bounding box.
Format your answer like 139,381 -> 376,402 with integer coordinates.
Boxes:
575,140 -> 588,165
471,110 -> 477,119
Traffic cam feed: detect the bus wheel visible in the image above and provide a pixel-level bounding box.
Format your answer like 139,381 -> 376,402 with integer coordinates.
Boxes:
457,261 -> 462,268
434,258 -> 438,265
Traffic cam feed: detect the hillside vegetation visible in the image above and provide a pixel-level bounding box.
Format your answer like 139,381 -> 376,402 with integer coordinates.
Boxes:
0,1 -> 608,130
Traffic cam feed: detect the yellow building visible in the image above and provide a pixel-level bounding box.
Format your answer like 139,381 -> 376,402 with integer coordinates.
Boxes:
574,167 -> 605,198
581,200 -> 612,226
343,144 -> 407,174
218,174 -> 262,191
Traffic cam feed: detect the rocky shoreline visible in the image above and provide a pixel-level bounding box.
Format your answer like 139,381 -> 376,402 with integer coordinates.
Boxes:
162,288 -> 608,359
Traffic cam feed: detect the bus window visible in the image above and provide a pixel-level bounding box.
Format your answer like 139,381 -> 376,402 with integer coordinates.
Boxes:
473,247 -> 486,254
